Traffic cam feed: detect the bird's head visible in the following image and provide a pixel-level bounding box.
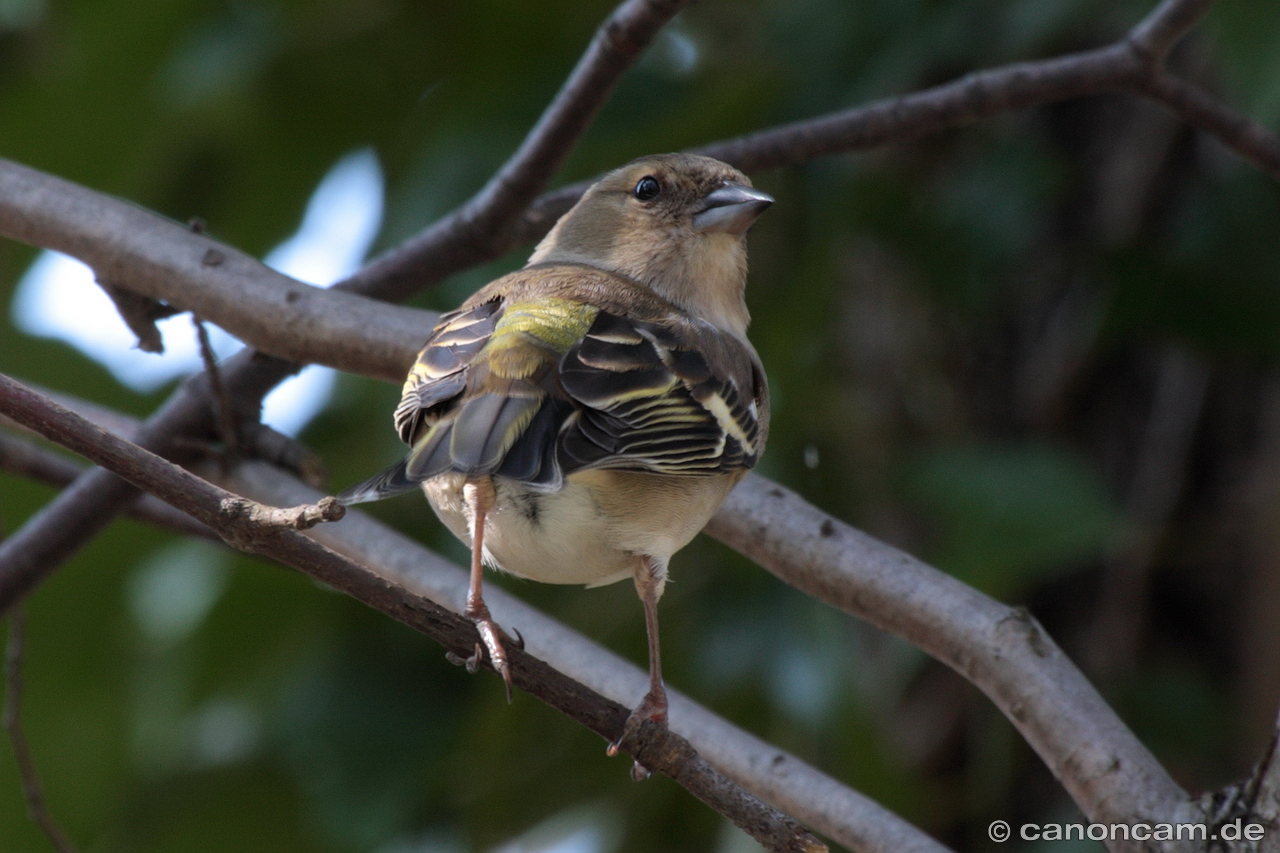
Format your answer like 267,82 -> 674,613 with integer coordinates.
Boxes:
528,154 -> 773,339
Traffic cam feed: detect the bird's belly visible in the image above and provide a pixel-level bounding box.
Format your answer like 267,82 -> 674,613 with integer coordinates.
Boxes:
424,473 -> 635,586
422,469 -> 738,587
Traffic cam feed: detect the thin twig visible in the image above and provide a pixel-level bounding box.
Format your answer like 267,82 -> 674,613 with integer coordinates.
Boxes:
237,421 -> 329,488
1136,71 -> 1280,177
0,372 -> 828,853
191,316 -> 239,457
4,609 -> 79,851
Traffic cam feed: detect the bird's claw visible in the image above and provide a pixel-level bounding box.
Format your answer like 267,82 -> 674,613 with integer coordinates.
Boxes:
606,687 -> 668,780
445,642 -> 485,674
449,615 -> 516,703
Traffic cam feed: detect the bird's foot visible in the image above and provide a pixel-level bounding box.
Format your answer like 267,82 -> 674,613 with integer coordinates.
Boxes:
445,608 -> 521,703
607,686 -> 668,780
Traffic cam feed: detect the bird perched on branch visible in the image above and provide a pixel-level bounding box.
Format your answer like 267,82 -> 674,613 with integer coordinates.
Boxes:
340,153 -> 772,761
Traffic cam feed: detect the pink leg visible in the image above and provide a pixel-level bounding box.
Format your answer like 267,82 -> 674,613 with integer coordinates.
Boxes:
608,555 -> 669,776
447,477 -> 516,702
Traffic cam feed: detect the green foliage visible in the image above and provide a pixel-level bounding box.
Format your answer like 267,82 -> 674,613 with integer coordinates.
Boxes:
903,444 -> 1121,596
3,0 -> 1279,850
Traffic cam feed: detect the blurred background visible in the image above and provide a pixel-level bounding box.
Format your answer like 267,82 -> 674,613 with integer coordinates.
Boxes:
2,0 -> 1280,850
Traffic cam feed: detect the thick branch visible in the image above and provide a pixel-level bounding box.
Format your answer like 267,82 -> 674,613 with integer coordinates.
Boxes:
706,477 -> 1203,850
0,8 -> 1276,391
0,372 -> 827,853
0,158 -> 434,382
230,463 -> 954,853
0,377 -> 1206,850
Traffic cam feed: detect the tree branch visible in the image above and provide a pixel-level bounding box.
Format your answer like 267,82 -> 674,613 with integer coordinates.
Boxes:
0,159 -> 433,382
1128,0 -> 1218,64
227,462 -> 954,853
0,2 -> 1273,390
1135,72 -> 1280,177
389,0 -> 1280,290
0,384 -> 954,853
0,378 -> 1208,851
0,430 -> 216,541
706,477 -> 1203,847
0,371 -> 829,853
338,0 -> 697,304
0,0 -> 691,612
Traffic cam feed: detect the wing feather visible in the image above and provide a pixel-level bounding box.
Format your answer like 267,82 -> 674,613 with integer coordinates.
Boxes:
341,277 -> 768,506
558,310 -> 765,476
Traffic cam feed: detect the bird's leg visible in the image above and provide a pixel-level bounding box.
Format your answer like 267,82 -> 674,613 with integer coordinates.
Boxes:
608,555 -> 668,777
449,476 -> 515,702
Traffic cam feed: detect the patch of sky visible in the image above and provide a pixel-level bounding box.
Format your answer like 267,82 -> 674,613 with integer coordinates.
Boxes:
10,147 -> 384,436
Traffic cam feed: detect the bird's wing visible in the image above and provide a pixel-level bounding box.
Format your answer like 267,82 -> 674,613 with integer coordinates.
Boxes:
339,301 -> 504,504
558,310 -> 766,476
339,281 -> 768,506
339,294 -> 597,504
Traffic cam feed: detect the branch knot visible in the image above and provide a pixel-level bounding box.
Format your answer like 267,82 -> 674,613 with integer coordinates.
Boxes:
217,495 -> 345,550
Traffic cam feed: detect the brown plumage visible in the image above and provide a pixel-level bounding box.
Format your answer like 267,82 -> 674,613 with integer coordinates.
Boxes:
340,154 -> 773,766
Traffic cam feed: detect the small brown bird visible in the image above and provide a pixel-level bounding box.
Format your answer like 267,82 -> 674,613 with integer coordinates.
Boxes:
341,153 -> 772,757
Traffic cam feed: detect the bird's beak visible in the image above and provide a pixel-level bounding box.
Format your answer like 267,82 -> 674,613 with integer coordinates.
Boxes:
692,182 -> 774,235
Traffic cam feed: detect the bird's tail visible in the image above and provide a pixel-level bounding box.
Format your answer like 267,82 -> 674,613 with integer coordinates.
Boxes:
336,457 -> 419,505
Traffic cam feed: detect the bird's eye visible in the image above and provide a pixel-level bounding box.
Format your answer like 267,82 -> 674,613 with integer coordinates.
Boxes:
633,176 -> 661,201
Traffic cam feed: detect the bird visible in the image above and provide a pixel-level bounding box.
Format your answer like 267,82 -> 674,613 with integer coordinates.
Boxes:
339,153 -> 772,761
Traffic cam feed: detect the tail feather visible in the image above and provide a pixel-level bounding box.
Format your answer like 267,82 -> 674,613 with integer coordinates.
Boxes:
336,457 -> 419,505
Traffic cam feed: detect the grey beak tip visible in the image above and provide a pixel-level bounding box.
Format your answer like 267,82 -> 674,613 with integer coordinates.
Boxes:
693,183 -> 774,234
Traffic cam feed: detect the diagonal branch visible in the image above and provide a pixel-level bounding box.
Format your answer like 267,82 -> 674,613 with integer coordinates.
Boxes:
0,430 -> 216,540
707,477 -> 1200,842
1129,0 -> 1218,63
338,0 -> 696,304
1135,71 -> 1280,176
383,0 -> 1280,291
0,371 -> 829,853
0,387 -> 952,853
